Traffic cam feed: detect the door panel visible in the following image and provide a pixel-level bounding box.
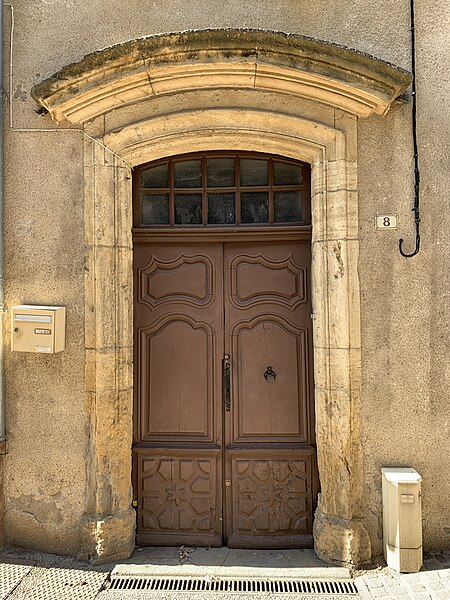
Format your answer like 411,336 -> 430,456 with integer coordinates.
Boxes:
133,239 -> 316,548
138,253 -> 214,309
139,316 -> 213,440
229,253 -> 306,309
228,448 -> 314,548
134,448 -> 222,546
134,243 -> 223,546
224,241 -> 315,548
232,318 -> 309,442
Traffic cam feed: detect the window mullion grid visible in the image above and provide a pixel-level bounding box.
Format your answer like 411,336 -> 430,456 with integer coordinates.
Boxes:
169,161 -> 175,226
268,158 -> 274,224
304,165 -> 311,224
235,156 -> 241,225
136,169 -> 142,227
200,156 -> 207,225
134,153 -> 311,228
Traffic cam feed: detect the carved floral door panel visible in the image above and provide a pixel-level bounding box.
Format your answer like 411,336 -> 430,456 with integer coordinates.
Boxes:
133,240 -> 316,547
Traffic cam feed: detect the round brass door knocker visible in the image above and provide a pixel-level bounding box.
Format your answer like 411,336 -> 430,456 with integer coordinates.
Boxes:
264,366 -> 277,383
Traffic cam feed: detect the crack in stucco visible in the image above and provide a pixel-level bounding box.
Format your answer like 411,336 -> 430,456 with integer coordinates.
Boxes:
333,241 -> 345,278
141,51 -> 156,96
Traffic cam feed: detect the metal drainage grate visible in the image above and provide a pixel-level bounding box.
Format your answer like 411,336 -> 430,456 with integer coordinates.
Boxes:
109,577 -> 358,595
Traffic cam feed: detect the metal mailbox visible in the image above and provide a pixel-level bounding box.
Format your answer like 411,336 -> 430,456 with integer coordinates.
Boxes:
11,305 -> 66,353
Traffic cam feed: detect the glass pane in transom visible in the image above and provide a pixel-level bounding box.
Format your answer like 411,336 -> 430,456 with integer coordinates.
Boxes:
274,162 -> 303,185
141,163 -> 169,188
274,191 -> 302,223
241,192 -> 269,223
141,194 -> 169,224
175,194 -> 202,224
174,160 -> 202,188
208,193 -> 235,224
207,158 -> 235,187
240,159 -> 268,186
136,152 -> 310,228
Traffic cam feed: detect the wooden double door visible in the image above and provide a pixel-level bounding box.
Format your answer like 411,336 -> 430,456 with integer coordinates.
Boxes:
133,238 -> 318,548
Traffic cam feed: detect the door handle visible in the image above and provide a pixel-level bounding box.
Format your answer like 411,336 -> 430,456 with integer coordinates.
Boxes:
223,353 -> 231,412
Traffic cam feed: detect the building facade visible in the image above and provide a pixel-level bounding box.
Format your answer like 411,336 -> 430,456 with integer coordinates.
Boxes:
1,0 -> 449,565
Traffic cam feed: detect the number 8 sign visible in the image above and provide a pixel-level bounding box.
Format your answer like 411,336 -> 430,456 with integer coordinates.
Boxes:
375,214 -> 398,229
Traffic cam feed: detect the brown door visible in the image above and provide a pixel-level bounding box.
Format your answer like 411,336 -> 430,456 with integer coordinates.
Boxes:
133,239 -> 317,548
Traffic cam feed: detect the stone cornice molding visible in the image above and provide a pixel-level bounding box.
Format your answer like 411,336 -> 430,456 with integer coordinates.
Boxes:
32,29 -> 412,123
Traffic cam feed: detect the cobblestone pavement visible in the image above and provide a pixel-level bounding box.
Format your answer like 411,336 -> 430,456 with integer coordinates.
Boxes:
0,548 -> 448,599
354,552 -> 450,600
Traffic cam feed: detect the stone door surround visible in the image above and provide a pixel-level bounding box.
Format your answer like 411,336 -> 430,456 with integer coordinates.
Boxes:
32,29 -> 411,565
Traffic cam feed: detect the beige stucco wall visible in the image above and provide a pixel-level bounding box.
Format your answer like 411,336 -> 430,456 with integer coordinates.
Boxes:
3,0 -> 449,557
4,132 -> 86,553
358,0 -> 450,554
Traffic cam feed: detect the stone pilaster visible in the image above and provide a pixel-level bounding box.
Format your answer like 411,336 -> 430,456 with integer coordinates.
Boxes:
311,116 -> 371,565
81,139 -> 135,563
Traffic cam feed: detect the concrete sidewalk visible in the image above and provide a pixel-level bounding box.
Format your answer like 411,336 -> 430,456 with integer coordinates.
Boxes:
0,547 -> 448,599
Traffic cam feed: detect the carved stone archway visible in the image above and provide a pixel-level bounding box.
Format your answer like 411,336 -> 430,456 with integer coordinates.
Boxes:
33,29 -> 411,565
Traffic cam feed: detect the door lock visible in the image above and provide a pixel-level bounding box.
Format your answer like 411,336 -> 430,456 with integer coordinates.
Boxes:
225,480 -> 231,487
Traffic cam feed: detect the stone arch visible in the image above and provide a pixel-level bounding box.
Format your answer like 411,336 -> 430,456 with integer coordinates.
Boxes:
32,29 -> 411,565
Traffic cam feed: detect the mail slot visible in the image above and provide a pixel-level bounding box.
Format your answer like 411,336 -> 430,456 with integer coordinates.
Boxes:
11,305 -> 66,353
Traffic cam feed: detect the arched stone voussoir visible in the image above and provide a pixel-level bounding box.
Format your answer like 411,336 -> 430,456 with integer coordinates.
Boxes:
103,108 -> 338,167
32,29 -> 412,124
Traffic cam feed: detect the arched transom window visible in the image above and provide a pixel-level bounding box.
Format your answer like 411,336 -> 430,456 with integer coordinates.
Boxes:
133,152 -> 311,228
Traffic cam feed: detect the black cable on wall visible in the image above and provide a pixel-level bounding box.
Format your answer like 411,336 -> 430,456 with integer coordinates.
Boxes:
399,0 -> 421,258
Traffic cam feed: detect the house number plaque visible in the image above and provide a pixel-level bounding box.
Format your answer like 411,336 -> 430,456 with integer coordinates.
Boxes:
375,214 -> 398,229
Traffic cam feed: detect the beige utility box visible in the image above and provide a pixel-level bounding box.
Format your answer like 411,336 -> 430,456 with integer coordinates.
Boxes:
11,305 -> 66,353
382,467 -> 423,573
